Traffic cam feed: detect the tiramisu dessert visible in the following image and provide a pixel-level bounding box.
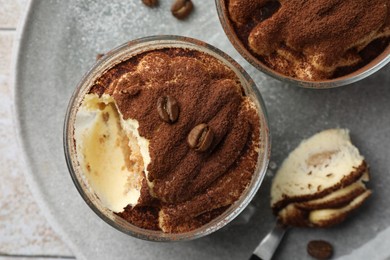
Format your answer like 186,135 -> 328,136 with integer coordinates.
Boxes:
271,129 -> 371,227
227,0 -> 390,80
73,47 -> 261,233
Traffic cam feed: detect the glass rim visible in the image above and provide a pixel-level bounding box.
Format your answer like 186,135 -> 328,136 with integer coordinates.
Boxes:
63,35 -> 271,241
215,0 -> 390,89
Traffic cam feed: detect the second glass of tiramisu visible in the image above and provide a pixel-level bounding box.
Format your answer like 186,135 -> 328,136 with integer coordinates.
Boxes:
216,0 -> 390,88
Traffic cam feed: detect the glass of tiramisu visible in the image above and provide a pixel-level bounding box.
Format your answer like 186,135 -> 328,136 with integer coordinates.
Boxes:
64,36 -> 270,241
216,0 -> 390,88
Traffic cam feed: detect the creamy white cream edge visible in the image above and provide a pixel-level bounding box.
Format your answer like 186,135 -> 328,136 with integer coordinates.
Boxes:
271,129 -> 364,206
74,93 -> 150,213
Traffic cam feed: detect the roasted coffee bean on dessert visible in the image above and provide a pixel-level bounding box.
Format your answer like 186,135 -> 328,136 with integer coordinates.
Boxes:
142,0 -> 158,7
157,95 -> 179,123
187,123 -> 214,152
307,240 -> 333,260
171,0 -> 194,19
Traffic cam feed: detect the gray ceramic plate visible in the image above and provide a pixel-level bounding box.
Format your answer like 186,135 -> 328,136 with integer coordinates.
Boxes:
14,0 -> 390,259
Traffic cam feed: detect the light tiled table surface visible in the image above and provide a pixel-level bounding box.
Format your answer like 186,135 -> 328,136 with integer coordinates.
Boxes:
0,1 -> 73,259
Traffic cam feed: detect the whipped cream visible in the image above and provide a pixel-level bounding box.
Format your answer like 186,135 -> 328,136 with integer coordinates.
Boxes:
271,128 -> 371,227
271,129 -> 364,207
74,93 -> 150,213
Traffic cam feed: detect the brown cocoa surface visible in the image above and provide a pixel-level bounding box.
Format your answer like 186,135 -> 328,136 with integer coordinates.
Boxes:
90,48 -> 261,232
227,0 -> 390,80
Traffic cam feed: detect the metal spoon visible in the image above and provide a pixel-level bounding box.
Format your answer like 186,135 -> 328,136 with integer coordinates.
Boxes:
249,221 -> 288,260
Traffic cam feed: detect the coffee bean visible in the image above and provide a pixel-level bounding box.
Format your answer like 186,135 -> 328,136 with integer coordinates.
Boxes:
307,240 -> 333,260
188,124 -> 214,152
142,0 -> 158,7
171,0 -> 193,20
157,96 -> 179,123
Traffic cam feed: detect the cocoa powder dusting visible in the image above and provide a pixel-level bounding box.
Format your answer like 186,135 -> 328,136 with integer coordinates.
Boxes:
227,0 -> 390,80
89,48 -> 261,233
117,205 -> 160,230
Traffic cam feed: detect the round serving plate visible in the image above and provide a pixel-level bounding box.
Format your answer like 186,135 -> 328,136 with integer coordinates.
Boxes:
13,0 -> 390,259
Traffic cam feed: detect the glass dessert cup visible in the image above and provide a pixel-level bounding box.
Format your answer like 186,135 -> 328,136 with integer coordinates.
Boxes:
215,0 -> 390,89
64,35 -> 271,241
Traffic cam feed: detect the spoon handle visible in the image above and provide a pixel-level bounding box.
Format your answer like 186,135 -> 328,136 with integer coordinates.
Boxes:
249,221 -> 287,260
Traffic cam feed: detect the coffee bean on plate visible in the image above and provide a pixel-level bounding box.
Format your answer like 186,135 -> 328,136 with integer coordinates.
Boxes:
142,0 -> 158,7
307,240 -> 333,259
171,0 -> 193,19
